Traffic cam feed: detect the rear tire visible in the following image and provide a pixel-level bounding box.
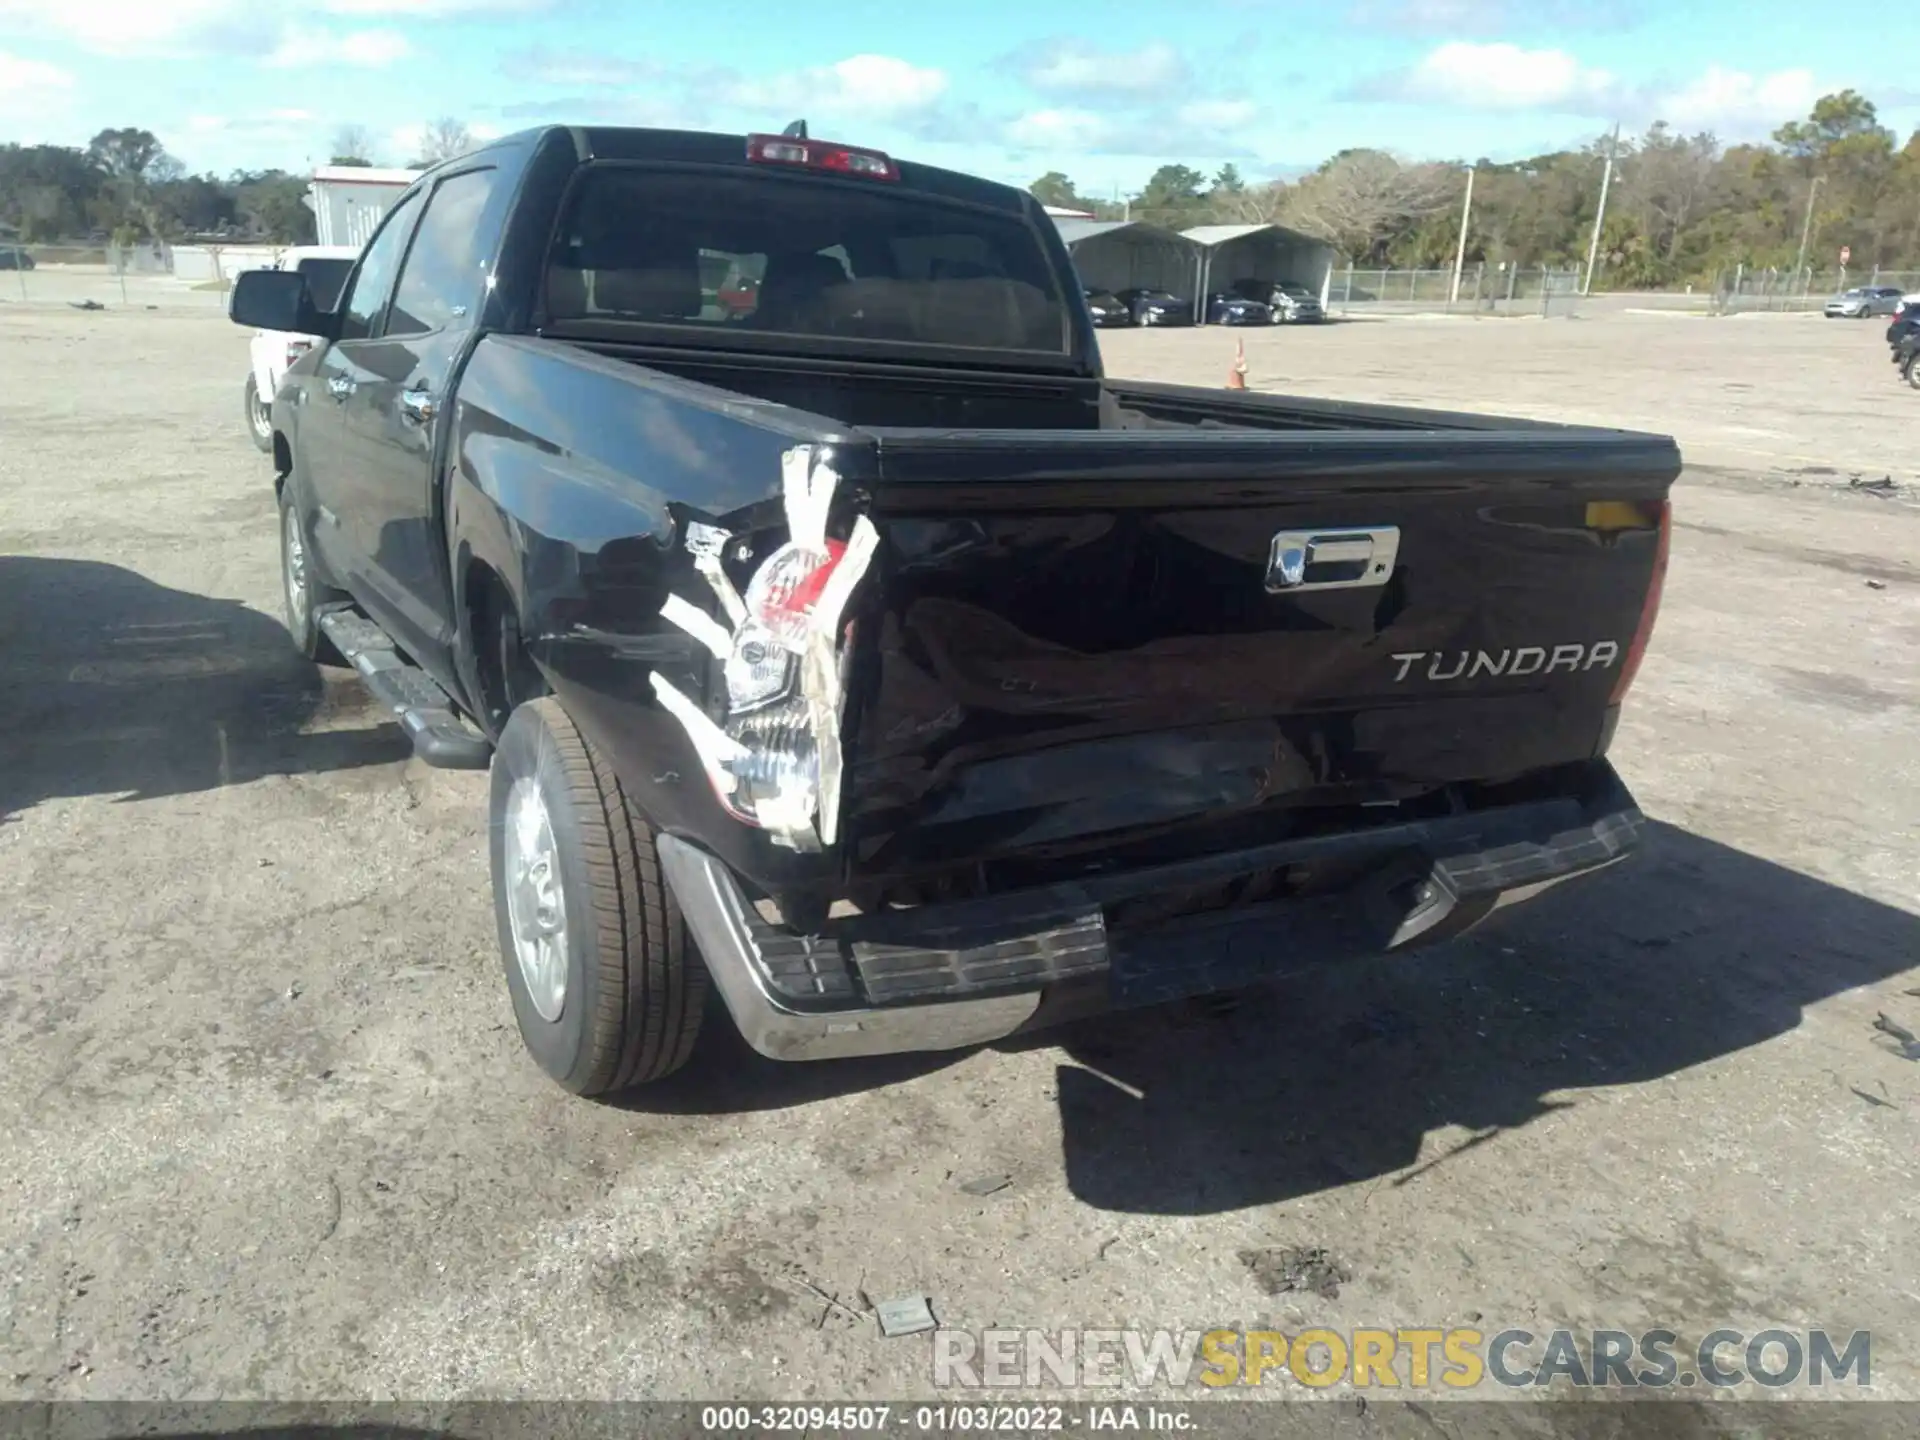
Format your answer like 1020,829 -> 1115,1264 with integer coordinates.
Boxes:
245,375 -> 273,452
491,697 -> 707,1094
278,481 -> 346,663
1904,355 -> 1920,390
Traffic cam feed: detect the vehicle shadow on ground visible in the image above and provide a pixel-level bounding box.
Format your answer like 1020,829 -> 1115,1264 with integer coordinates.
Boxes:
998,821 -> 1920,1215
0,556 -> 411,823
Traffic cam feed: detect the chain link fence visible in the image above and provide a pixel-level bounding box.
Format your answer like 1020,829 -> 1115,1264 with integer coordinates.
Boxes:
1704,266 -> 1920,314
1327,264 -> 1584,318
8,239 -> 1908,323
0,241 -> 290,310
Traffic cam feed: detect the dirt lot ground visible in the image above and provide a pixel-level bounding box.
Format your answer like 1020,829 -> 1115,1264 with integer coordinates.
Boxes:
1,300 -> 1916,1413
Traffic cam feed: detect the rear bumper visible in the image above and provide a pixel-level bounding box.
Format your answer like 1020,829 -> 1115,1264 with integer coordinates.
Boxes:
659,761 -> 1646,1062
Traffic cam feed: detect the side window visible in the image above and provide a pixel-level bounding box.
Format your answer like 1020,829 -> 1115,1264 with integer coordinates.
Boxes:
387,168 -> 499,338
337,191 -> 423,341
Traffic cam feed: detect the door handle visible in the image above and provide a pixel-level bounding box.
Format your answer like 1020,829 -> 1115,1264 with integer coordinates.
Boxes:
327,376 -> 354,401
398,388 -> 435,424
1265,527 -> 1401,593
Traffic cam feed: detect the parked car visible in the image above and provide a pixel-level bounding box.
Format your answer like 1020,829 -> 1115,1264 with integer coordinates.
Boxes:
1233,278 -> 1323,323
1886,305 -> 1920,349
228,122 -> 1679,1099
1897,333 -> 1920,389
1825,285 -> 1904,318
1118,287 -> 1194,325
0,246 -> 34,271
1083,287 -> 1133,327
1206,292 -> 1272,325
244,245 -> 359,452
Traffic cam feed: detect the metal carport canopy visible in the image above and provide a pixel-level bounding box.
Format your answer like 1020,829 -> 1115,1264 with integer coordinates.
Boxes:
1052,219 -> 1204,322
1181,223 -> 1339,316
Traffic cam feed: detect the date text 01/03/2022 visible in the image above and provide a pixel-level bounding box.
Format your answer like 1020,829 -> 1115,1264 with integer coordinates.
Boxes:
699,1405 -> 1187,1432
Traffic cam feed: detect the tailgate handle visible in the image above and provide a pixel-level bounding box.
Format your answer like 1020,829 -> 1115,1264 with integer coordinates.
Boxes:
1266,527 -> 1401,593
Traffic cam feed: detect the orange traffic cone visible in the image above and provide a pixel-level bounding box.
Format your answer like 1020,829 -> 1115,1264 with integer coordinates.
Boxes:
1227,338 -> 1248,391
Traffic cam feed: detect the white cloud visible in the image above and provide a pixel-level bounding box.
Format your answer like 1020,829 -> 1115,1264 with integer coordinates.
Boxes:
1005,108 -> 1113,151
1653,65 -> 1821,135
0,0 -> 519,58
0,50 -> 75,134
1001,98 -> 1266,160
160,108 -> 329,171
1381,41 -> 1619,111
1352,41 -> 1834,140
724,54 -> 948,119
0,50 -> 73,94
502,47 -> 660,87
1346,0 -> 1642,34
265,28 -> 410,68
1018,39 -> 1190,100
1177,99 -> 1261,131
0,0 -> 251,54
178,109 -> 316,136
322,0 -> 549,12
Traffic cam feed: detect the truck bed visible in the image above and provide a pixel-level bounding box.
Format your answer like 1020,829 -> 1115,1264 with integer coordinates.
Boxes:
450,335 -> 1678,916
560,334 -> 1628,438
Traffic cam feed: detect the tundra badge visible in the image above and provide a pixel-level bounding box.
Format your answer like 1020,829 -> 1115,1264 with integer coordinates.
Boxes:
1390,643 -> 1622,682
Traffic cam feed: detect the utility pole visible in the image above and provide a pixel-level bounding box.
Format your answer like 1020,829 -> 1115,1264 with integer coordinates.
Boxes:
1793,175 -> 1825,291
1449,164 -> 1475,305
1582,123 -> 1619,297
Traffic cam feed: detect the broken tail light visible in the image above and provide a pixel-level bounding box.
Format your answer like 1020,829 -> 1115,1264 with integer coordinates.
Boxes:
747,539 -> 848,648
652,455 -> 880,852
745,134 -> 899,181
1609,499 -> 1670,704
723,538 -> 850,715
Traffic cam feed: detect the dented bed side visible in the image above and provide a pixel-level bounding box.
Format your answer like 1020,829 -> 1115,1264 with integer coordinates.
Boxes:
447,334 -> 886,903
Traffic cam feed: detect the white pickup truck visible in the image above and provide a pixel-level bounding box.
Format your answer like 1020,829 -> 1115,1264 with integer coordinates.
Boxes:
243,245 -> 359,452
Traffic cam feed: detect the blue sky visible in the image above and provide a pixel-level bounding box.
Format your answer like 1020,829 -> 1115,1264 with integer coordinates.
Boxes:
1,0 -> 1913,192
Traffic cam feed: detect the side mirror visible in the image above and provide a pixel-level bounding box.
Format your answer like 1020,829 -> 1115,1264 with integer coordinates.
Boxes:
229,269 -> 338,339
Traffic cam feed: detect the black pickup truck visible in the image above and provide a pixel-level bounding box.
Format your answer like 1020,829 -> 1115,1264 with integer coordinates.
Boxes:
230,123 -> 1679,1098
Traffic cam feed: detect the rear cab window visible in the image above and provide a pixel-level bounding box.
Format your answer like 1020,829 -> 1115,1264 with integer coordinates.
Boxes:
541,165 -> 1071,357
296,258 -> 354,312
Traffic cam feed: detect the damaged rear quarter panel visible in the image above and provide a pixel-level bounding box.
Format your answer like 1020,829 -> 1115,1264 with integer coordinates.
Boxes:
447,334 -> 873,896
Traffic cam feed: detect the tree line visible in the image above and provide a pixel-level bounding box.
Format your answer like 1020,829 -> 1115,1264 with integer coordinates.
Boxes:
1033,91 -> 1920,287
0,122 -> 474,249
5,96 -> 1915,286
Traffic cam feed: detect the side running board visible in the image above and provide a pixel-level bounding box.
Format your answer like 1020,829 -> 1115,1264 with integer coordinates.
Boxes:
318,609 -> 493,771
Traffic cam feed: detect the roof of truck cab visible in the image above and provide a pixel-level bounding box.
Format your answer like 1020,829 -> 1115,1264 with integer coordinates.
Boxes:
524,125 -> 1035,215
311,166 -> 422,186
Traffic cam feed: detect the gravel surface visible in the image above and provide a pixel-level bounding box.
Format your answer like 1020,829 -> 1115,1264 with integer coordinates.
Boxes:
1,302 -> 1915,1408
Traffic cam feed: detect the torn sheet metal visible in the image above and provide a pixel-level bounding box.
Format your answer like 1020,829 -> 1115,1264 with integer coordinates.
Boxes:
651,445 -> 878,853
658,593 -> 733,660
684,520 -> 748,629
647,673 -> 748,795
